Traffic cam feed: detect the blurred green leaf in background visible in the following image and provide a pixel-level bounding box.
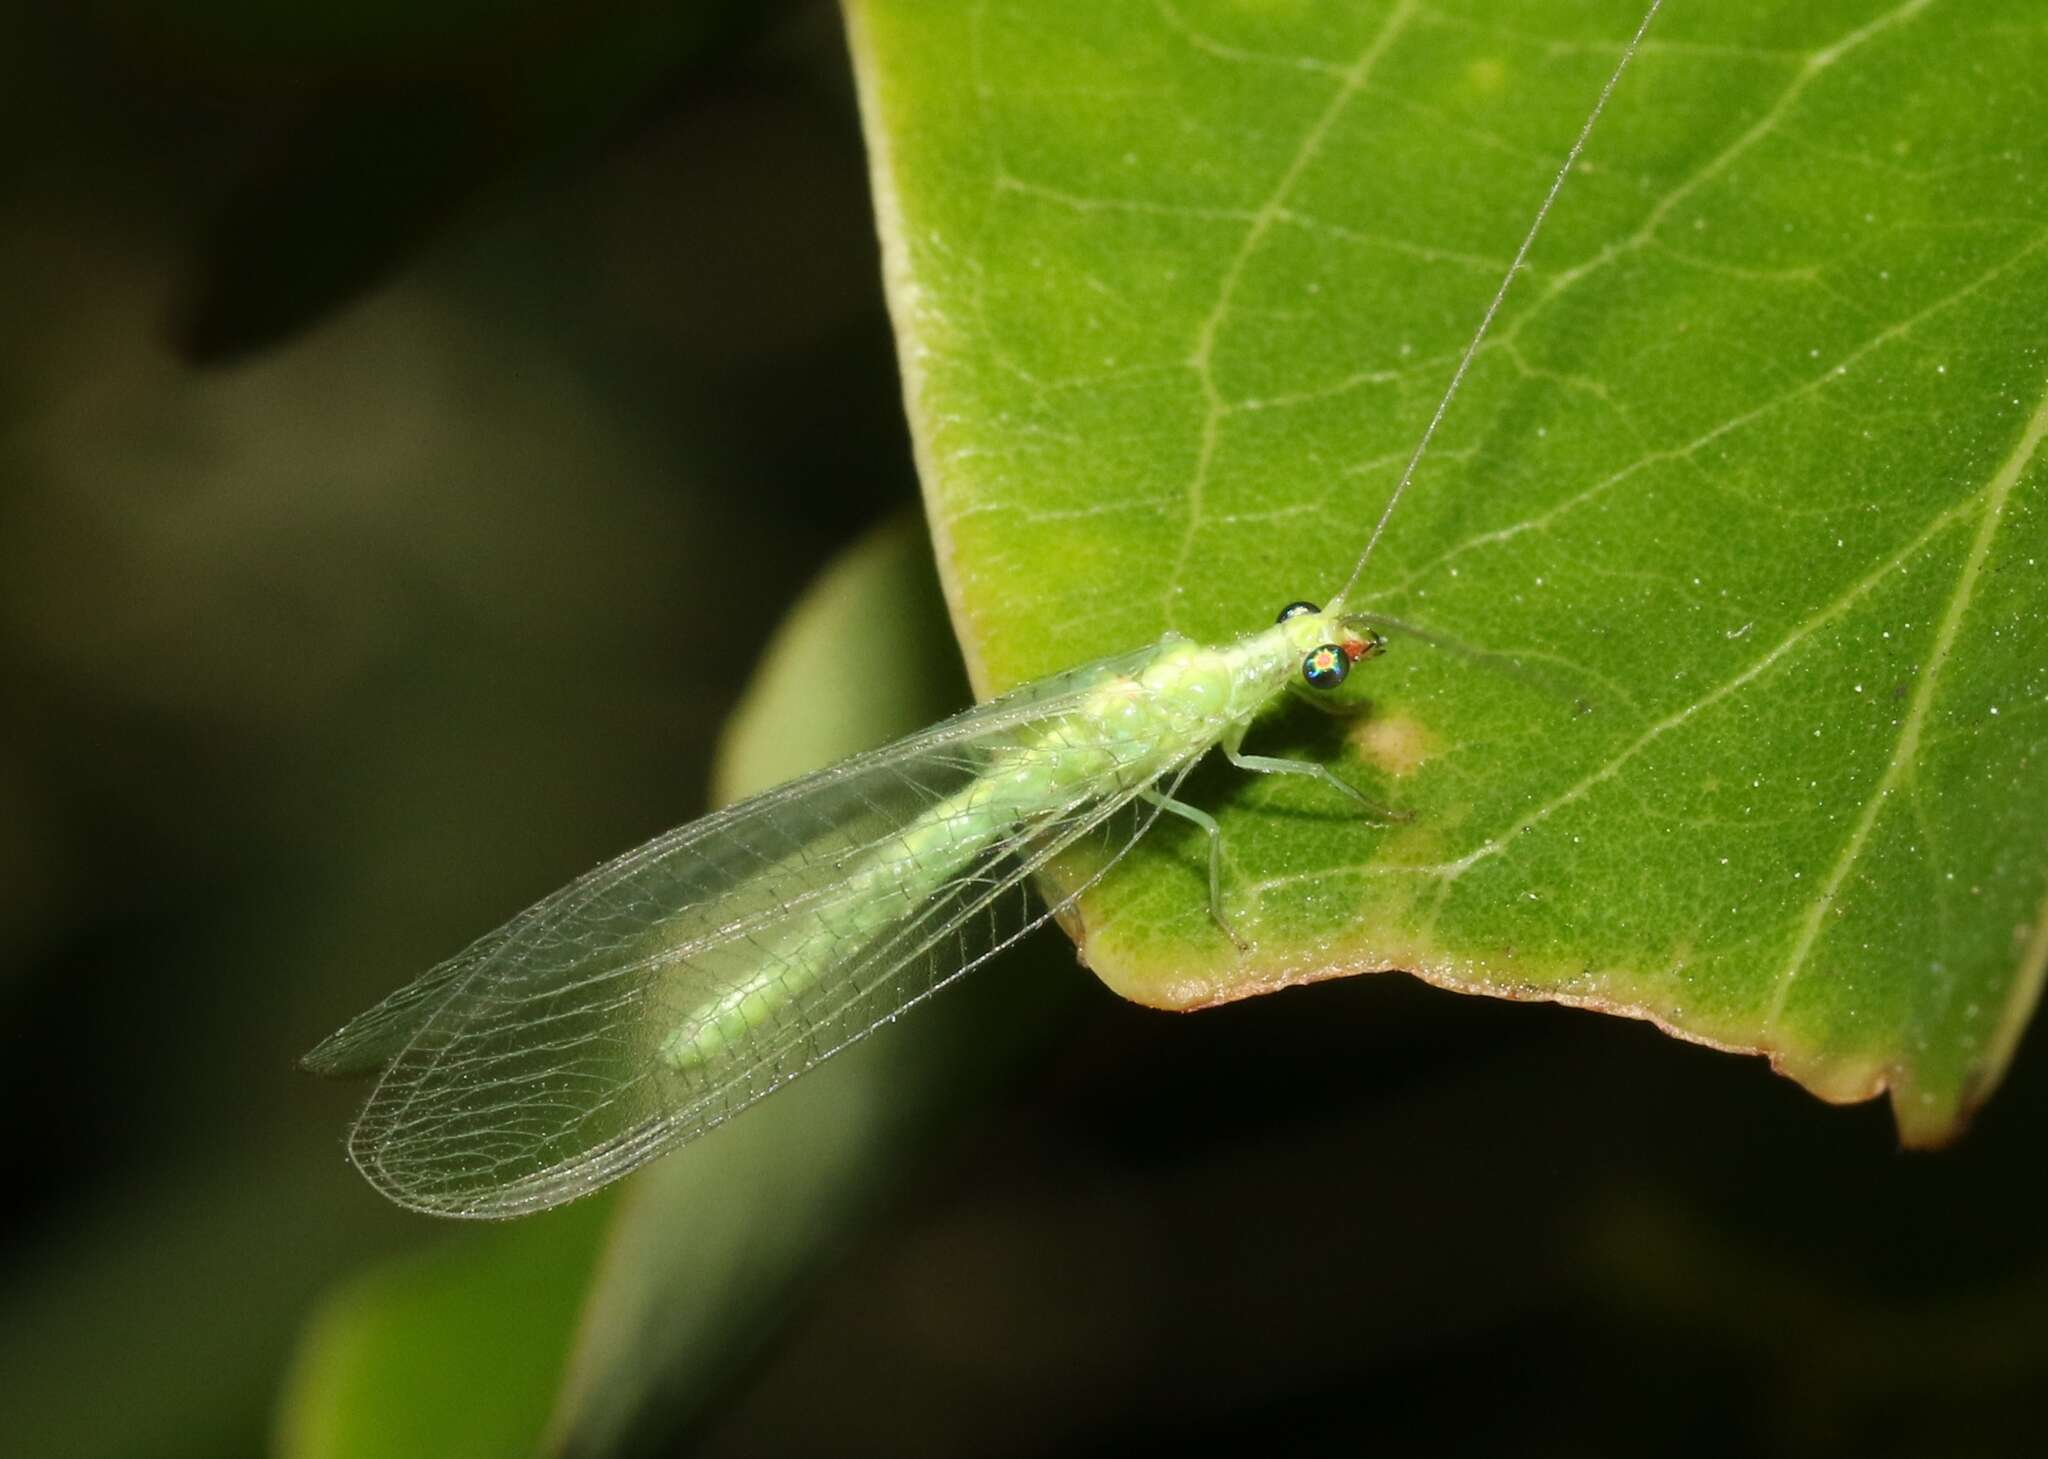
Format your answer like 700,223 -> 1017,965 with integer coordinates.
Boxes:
1,1 -> 2046,1457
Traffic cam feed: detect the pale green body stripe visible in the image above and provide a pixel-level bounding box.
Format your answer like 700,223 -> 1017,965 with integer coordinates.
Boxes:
658,615 -> 1345,1068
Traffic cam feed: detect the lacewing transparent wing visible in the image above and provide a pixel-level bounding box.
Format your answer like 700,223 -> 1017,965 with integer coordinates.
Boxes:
305,645 -> 1197,1218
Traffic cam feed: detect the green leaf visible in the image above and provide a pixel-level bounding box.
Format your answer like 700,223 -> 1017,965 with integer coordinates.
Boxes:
846,0 -> 2048,1141
277,1196 -> 615,1459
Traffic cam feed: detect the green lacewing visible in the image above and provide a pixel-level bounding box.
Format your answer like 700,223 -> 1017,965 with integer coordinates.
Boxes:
306,0 -> 1666,1218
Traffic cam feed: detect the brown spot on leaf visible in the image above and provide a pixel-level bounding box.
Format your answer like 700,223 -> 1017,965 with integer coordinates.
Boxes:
1352,711 -> 1437,778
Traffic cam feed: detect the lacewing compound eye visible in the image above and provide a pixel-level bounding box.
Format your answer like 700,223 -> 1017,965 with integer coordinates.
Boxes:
1276,600 -> 1320,624
1302,644 -> 1350,690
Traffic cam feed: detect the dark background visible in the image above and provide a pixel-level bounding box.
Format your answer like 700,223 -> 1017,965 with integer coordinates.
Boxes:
3,4 -> 2044,1456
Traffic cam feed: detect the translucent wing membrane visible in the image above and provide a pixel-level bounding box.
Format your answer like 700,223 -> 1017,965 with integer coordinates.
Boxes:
306,645 -> 1194,1217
